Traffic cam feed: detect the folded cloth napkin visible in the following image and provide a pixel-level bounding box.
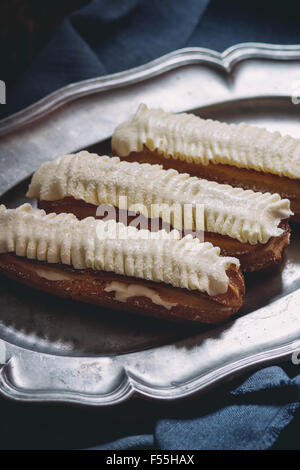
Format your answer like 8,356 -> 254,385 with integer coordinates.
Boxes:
89,366 -> 300,450
2,0 -> 300,118
1,0 -> 300,451
0,0 -> 209,118
1,364 -> 300,450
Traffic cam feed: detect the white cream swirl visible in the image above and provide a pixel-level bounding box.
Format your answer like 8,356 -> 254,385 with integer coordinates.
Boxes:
112,104 -> 300,180
0,204 -> 239,296
27,152 -> 292,244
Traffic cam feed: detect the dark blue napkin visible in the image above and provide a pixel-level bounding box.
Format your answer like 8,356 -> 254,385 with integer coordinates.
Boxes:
1,364 -> 300,450
91,366 -> 300,450
1,0 -> 300,450
0,0 -> 209,118
2,0 -> 300,119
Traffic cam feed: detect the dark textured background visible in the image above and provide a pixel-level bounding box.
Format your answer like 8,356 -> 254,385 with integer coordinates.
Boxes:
2,0 -> 300,117
0,0 -> 89,91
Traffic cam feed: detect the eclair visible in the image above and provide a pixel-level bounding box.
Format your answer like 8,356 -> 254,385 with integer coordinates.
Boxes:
111,104 -> 300,222
27,152 -> 292,272
0,205 -> 244,324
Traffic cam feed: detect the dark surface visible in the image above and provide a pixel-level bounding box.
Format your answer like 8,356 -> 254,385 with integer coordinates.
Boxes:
0,0 -> 90,90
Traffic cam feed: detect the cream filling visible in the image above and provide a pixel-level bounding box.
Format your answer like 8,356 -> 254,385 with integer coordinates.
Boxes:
104,281 -> 177,310
36,267 -> 74,282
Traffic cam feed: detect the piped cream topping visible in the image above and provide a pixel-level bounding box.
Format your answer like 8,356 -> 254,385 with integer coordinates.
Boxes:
27,152 -> 292,244
0,204 -> 239,296
112,104 -> 300,180
104,281 -> 177,310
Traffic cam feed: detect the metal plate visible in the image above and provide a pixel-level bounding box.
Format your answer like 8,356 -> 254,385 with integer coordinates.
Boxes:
0,43 -> 300,406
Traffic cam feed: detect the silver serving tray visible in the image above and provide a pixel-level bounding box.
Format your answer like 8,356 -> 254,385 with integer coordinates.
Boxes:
1,42 -> 300,406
